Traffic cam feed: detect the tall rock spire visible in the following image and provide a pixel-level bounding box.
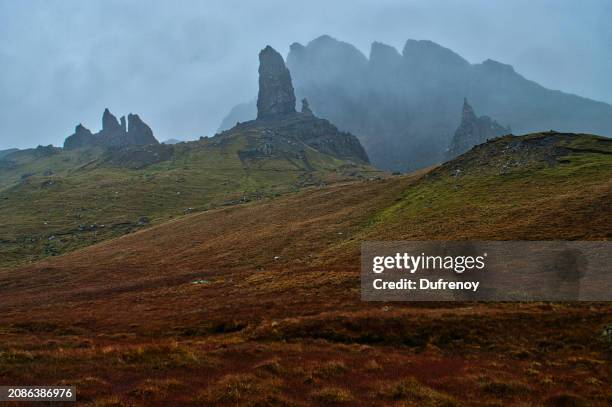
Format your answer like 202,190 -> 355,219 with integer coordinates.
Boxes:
461,97 -> 477,123
257,46 -> 296,119
102,108 -> 121,131
447,97 -> 510,159
127,113 -> 157,145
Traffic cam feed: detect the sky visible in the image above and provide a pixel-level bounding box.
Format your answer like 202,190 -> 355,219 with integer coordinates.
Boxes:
0,0 -> 610,150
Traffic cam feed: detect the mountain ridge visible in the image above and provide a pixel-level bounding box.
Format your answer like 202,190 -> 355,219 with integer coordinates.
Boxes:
219,35 -> 612,171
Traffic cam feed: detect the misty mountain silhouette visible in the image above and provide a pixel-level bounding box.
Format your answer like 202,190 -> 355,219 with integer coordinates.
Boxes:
219,35 -> 612,171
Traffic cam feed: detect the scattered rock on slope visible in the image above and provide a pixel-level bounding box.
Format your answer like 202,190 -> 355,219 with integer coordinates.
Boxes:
438,131 -> 610,177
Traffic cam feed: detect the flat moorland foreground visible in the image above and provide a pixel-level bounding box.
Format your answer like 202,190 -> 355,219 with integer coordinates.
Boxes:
0,133 -> 611,406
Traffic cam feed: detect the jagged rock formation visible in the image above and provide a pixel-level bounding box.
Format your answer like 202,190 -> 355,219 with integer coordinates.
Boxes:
126,113 -> 156,145
220,35 -> 612,171
64,109 -> 158,150
257,46 -> 297,119
95,109 -> 127,147
102,108 -> 121,132
447,98 -> 510,159
218,45 -> 369,164
64,124 -> 95,150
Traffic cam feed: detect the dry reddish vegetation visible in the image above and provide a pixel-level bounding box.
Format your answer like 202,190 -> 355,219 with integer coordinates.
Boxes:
1,166 -> 611,406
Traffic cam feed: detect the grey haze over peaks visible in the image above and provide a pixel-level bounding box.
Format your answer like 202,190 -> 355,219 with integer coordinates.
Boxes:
0,0 -> 611,150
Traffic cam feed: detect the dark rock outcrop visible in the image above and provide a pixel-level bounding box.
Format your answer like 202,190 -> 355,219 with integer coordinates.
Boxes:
301,98 -> 313,115
96,109 -> 131,147
257,46 -> 296,119
63,109 -> 159,150
102,108 -> 121,132
221,112 -> 369,165
126,113 -> 157,145
219,45 -> 369,165
447,98 -> 510,159
64,124 -> 94,150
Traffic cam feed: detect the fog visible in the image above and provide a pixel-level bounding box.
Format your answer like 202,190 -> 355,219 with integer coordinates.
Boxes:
0,0 -> 610,150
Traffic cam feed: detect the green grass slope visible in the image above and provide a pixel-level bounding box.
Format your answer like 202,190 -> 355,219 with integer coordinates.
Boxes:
362,131 -> 611,241
0,129 -> 381,268
0,132 -> 609,406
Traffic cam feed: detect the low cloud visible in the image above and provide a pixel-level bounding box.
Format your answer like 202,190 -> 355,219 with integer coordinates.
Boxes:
1,0 -> 610,149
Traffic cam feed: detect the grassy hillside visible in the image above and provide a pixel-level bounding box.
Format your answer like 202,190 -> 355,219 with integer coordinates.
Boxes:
0,130 -> 380,268
0,132 -> 610,406
364,132 -> 611,240
0,148 -> 19,159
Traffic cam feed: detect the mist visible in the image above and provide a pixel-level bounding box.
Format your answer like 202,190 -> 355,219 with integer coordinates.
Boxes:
0,0 -> 610,150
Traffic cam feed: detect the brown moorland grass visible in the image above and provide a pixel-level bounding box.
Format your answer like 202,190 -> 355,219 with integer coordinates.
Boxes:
0,133 -> 610,406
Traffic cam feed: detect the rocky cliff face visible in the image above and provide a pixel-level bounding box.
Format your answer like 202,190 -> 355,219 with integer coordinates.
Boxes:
447,98 -> 510,159
126,113 -> 157,145
64,124 -> 95,150
257,46 -> 296,119
63,110 -> 159,150
96,109 -> 127,147
102,108 -> 121,132
218,45 -> 369,165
